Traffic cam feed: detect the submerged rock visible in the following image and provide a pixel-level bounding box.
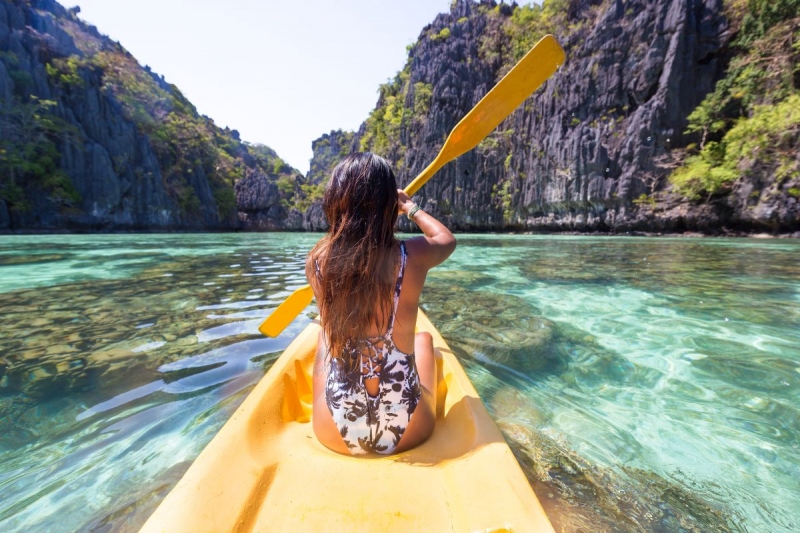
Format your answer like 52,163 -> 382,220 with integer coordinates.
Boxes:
18,357 -> 108,399
0,394 -> 37,449
420,280 -> 559,374
426,269 -> 495,287
493,403 -> 738,533
0,252 -> 289,400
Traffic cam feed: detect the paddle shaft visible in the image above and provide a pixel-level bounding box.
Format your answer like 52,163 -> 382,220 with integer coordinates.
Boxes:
259,35 -> 565,337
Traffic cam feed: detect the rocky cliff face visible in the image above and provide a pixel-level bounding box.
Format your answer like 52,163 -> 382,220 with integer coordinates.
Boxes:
0,0 -> 303,231
310,0 -> 799,234
300,130 -> 356,231
4,0 -> 796,233
1,0 -> 172,229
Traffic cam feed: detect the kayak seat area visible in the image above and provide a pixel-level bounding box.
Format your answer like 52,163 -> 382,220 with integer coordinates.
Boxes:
140,310 -> 554,533
278,321 -> 449,425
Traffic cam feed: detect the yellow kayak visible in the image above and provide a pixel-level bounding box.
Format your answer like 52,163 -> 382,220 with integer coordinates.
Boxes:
140,310 -> 554,532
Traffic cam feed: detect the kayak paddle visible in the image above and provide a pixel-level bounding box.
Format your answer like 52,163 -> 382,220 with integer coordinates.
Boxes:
259,34 -> 565,337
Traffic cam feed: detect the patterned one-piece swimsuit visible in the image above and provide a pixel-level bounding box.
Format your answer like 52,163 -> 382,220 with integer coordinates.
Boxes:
324,242 -> 422,455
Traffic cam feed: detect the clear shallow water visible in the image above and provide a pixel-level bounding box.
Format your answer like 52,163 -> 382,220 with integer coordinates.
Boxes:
0,234 -> 798,532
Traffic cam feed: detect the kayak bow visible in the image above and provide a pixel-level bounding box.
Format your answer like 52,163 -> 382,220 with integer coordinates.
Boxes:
140,310 -> 554,532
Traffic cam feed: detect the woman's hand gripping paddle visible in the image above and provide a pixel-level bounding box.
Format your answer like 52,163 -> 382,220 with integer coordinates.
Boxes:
259,35 -> 565,337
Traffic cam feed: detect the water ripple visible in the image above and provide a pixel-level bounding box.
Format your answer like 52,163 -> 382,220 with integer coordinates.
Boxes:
1,234 -> 799,532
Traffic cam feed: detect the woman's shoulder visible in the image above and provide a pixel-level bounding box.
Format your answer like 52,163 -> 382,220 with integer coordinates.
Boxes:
401,236 -> 429,254
402,235 -> 456,270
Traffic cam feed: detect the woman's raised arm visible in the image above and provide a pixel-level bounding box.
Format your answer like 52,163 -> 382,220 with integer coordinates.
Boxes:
397,190 -> 456,269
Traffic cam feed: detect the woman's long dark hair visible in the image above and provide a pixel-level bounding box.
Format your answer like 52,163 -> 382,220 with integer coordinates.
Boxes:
308,153 -> 399,367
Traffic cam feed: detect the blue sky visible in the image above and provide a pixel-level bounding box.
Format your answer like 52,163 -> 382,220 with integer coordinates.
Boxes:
73,0 -> 454,173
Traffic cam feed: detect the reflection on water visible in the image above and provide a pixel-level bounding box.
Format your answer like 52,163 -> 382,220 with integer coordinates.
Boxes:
0,234 -> 798,532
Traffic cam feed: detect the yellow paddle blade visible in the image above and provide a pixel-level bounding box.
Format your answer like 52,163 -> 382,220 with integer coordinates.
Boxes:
404,34 -> 565,196
258,285 -> 314,337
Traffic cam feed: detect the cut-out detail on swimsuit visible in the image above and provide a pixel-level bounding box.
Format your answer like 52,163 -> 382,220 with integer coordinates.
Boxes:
323,242 -> 421,455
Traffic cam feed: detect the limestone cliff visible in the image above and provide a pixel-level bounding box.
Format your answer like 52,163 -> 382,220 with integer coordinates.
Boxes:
310,0 -> 800,234
4,0 -> 797,234
0,0 -> 304,231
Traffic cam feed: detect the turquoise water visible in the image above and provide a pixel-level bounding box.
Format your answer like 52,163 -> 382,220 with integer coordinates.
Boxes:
0,234 -> 798,532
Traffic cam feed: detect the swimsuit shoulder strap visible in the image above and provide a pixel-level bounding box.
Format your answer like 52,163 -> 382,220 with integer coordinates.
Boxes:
387,241 -> 407,334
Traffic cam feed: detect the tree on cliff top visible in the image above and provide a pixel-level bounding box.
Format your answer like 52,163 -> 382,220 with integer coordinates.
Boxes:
671,0 -> 800,200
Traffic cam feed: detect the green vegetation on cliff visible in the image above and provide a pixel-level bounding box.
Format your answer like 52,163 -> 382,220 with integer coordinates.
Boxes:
671,0 -> 800,199
502,0 -> 568,66
0,52 -> 80,214
359,65 -> 431,166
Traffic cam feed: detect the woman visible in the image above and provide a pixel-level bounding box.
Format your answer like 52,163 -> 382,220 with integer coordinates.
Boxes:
308,152 -> 456,455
